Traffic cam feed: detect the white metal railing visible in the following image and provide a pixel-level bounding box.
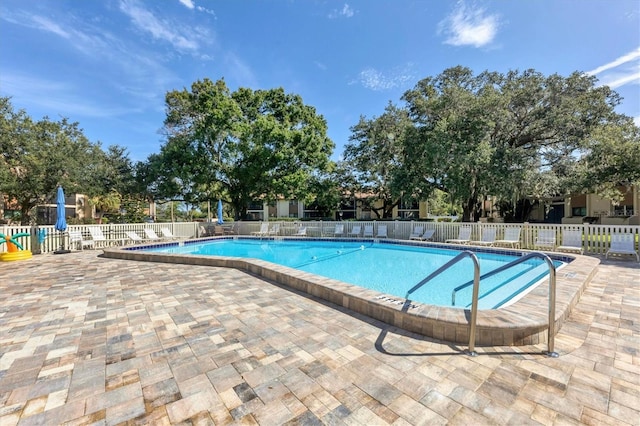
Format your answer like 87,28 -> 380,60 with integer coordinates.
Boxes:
2,220 -> 638,255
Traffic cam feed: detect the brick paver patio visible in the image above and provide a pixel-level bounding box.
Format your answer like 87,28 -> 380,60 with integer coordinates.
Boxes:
0,250 -> 638,425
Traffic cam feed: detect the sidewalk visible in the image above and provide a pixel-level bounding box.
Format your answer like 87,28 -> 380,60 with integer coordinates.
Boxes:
0,251 -> 638,425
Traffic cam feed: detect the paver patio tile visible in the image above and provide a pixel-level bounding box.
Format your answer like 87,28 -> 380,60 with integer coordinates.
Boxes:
0,251 -> 638,424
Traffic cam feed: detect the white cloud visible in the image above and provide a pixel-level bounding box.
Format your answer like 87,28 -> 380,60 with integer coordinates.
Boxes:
314,61 -> 327,71
586,47 -> 640,75
178,0 -> 195,9
438,2 -> 499,48
352,64 -> 416,91
329,3 -> 355,19
119,0 -> 210,52
586,47 -> 640,89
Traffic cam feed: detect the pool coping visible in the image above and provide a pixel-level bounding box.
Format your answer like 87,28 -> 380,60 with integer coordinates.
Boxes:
102,236 -> 600,347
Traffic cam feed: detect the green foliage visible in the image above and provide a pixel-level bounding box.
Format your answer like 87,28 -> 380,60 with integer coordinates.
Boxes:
0,97 -> 101,224
397,66 -> 634,222
343,102 -> 412,218
147,78 -> 334,219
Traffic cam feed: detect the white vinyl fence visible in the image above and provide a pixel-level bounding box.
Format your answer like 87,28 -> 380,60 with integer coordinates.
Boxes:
2,220 -> 638,256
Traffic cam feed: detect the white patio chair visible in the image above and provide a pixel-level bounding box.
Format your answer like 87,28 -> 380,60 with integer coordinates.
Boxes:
363,225 -> 374,238
409,226 -> 424,240
144,228 -> 163,241
410,229 -> 435,241
534,229 -> 557,250
69,230 -> 95,250
333,224 -> 344,237
349,225 -> 362,238
471,228 -> 496,246
446,226 -> 472,244
251,222 -> 270,236
556,230 -> 583,254
493,227 -> 522,249
606,233 -> 639,262
88,226 -> 110,247
376,225 -> 388,238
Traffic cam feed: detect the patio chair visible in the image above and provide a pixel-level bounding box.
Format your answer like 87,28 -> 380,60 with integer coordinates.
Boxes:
251,222 -> 270,236
446,226 -> 472,244
268,223 -> 280,236
349,225 -> 362,238
333,224 -> 344,237
534,229 -> 557,251
69,230 -> 95,250
125,231 -> 148,243
605,233 -> 639,262
293,226 -> 307,236
493,227 -> 522,249
409,226 -> 424,240
213,226 -> 226,236
199,225 -> 209,237
88,226 -> 110,247
363,225 -> 374,238
410,229 -> 435,241
556,230 -> 583,254
470,228 -> 496,246
376,225 -> 388,238
160,227 -> 179,240
144,228 -> 163,241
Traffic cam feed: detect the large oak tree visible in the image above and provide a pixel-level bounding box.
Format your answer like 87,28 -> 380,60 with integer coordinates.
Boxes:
151,78 -> 335,219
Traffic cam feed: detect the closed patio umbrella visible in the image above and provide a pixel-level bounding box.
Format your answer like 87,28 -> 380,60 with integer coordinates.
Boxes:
54,186 -> 70,254
217,199 -> 224,225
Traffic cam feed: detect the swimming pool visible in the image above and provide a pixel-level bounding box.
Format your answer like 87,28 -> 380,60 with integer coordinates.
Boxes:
144,239 -> 564,310
104,236 -> 596,346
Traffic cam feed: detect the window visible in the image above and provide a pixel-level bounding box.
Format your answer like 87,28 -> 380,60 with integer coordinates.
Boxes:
571,207 -> 586,217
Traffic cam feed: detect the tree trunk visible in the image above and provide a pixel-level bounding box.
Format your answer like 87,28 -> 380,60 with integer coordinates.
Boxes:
20,203 -> 33,225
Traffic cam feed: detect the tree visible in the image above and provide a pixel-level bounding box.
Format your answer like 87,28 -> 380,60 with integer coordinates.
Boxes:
343,102 -> 412,218
398,67 -> 496,221
572,117 -> 640,202
0,97 -> 97,224
155,78 -> 335,219
398,67 -> 633,222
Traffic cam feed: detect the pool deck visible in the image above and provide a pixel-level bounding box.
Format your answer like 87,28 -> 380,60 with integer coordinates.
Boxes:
0,250 -> 638,425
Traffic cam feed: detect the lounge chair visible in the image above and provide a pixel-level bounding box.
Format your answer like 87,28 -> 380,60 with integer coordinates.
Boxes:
69,230 -> 95,250
251,222 -> 270,236
125,231 -> 148,243
409,226 -> 424,240
556,229 -> 583,254
144,228 -> 163,241
349,225 -> 362,238
160,227 -> 180,240
88,226 -> 110,247
333,224 -> 344,237
363,225 -> 374,238
213,226 -> 226,236
446,226 -> 472,244
410,229 -> 435,241
294,226 -> 307,236
376,225 -> 388,238
268,224 -> 280,236
534,229 -> 556,251
605,233 -> 639,262
471,228 -> 496,246
493,227 -> 522,249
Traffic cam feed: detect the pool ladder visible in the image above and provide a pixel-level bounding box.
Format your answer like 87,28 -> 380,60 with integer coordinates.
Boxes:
406,251 -> 558,357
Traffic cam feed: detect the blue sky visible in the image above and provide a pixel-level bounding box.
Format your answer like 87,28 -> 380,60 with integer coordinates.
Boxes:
1,0 -> 639,163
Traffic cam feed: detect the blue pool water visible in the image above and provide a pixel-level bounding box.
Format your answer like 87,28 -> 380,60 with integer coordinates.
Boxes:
145,239 -> 564,309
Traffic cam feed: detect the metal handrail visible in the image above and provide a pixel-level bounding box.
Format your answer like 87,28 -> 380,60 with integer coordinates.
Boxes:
406,250 -> 481,356
451,252 -> 558,357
